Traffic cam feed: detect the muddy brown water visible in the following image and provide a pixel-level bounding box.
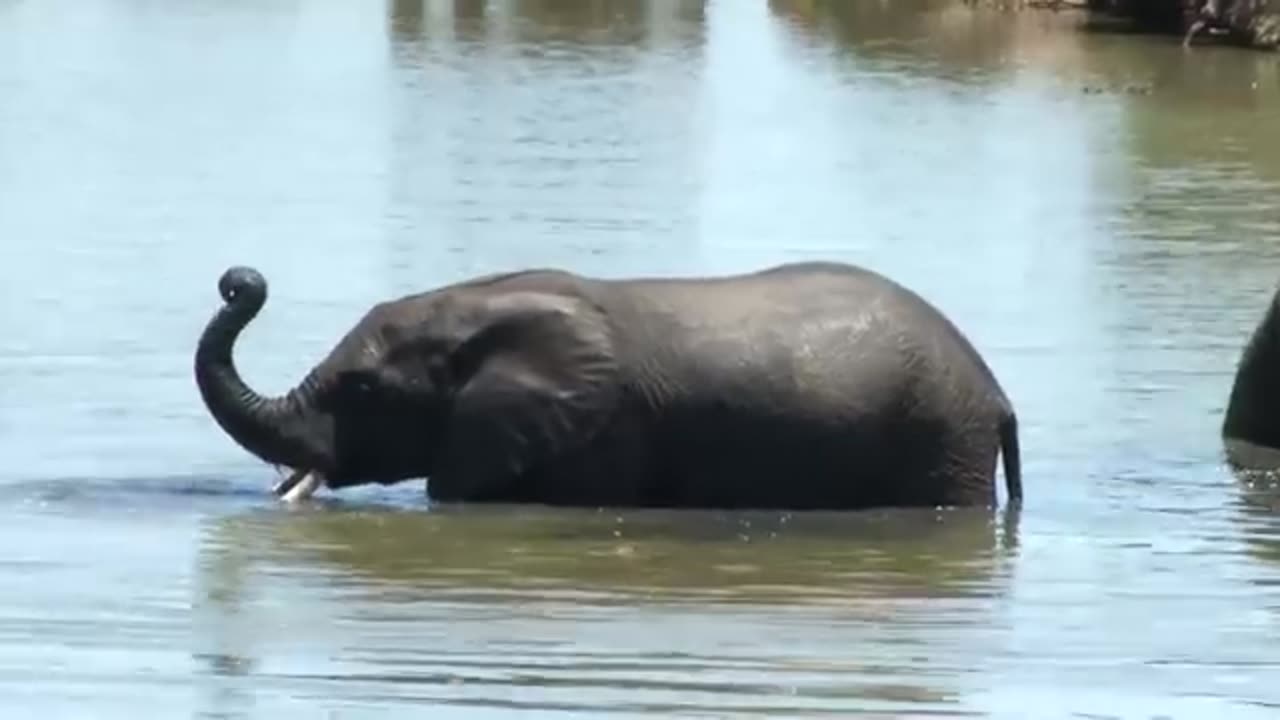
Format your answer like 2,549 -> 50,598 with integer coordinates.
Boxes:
2,0 -> 1280,716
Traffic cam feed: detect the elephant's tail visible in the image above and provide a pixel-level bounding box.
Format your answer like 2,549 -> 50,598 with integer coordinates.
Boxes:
999,410 -> 1022,507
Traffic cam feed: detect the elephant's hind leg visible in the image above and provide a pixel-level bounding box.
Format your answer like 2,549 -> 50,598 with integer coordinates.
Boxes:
890,420 -> 1000,509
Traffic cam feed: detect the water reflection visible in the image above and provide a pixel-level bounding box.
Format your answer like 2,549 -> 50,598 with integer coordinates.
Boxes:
201,505 -> 1021,606
387,0 -> 707,50
770,0 -> 1280,127
769,0 -> 1094,82
1230,463 -> 1280,574
386,0 -> 427,43
379,0 -> 711,295
191,504 -> 1019,715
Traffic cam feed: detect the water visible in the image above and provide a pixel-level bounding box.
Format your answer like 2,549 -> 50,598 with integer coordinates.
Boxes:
2,0 -> 1280,715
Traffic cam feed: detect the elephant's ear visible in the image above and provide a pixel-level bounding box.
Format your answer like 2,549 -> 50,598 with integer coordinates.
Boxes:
429,290 -> 620,501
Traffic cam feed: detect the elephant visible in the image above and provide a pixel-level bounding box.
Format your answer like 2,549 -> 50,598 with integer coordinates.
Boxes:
194,261 -> 1022,510
1223,284 -> 1280,470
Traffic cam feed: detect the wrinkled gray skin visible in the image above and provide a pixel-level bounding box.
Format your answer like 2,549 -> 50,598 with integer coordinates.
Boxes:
1223,286 -> 1280,469
195,261 -> 1022,510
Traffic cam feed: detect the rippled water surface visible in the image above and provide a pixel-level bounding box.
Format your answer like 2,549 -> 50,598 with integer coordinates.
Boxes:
3,0 -> 1280,716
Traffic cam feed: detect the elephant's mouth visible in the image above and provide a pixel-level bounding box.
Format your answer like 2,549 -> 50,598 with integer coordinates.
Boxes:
272,466 -> 327,503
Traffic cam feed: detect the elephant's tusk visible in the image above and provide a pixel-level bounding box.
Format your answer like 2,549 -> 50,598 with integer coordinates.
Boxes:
273,467 -> 323,502
279,471 -> 323,503
272,466 -> 308,496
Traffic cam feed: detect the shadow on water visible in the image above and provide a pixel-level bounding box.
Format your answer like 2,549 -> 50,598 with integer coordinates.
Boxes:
198,503 -> 1022,607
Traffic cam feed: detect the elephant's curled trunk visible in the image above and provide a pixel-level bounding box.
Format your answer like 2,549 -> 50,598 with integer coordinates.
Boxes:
194,267 -> 326,475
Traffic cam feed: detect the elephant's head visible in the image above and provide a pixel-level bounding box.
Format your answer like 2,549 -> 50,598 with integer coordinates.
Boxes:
194,267 -> 620,501
1224,283 -> 1280,464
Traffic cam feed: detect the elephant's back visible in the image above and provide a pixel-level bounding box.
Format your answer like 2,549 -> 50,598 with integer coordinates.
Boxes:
605,261 -> 957,334
597,261 -> 1013,427
587,263 -> 1014,508
748,261 -> 1012,414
